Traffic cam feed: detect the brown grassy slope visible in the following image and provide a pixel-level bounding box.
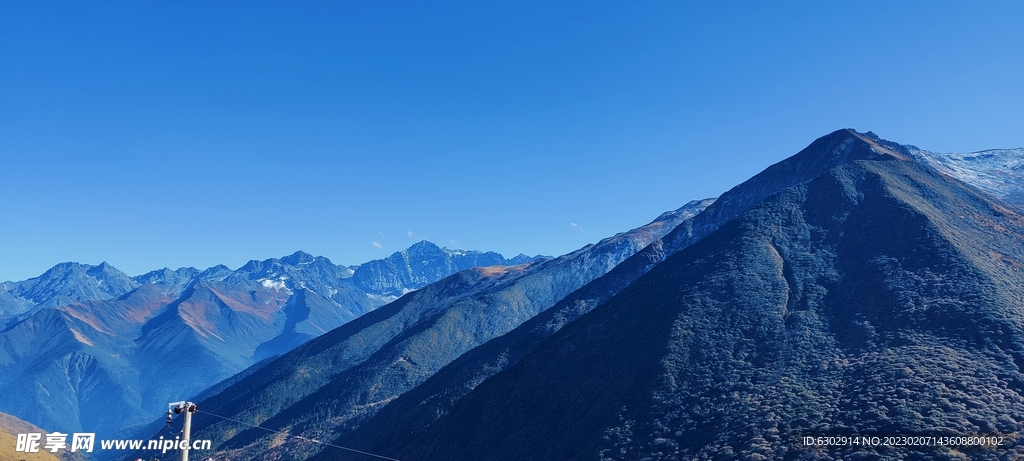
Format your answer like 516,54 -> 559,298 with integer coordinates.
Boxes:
0,411 -> 60,461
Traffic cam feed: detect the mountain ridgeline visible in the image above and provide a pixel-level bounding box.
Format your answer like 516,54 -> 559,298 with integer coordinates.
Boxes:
11,128 -> 1024,461
371,143 -> 1024,460
322,130 -> 920,456
0,242 -> 537,440
140,128 -> 1024,461
116,127 -> 1019,461
134,199 -> 714,461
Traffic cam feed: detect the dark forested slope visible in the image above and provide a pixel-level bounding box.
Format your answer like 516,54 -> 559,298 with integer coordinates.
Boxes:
383,156 -> 1024,460
329,128 -> 940,458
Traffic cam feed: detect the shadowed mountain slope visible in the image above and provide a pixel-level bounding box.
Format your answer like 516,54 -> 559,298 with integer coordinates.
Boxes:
140,199 -> 711,461
322,129 -> 924,455
382,154 -> 1024,460
656,128 -> 907,258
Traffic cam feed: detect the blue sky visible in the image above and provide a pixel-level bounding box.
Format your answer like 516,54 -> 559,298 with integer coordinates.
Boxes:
2,1 -> 1023,282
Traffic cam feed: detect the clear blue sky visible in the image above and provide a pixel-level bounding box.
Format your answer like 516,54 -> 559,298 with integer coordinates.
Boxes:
2,1 -> 1023,282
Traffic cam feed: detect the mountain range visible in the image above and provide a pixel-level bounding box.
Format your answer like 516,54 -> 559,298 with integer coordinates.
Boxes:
8,128 -> 1023,460
115,129 -> 1024,461
155,198 -> 714,461
0,242 -> 538,439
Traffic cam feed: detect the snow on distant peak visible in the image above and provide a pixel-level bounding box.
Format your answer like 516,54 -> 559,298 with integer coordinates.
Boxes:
907,146 -> 1024,206
259,276 -> 290,292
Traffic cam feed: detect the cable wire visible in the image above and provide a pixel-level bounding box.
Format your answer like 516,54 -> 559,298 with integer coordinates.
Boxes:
196,409 -> 400,461
164,421 -> 184,437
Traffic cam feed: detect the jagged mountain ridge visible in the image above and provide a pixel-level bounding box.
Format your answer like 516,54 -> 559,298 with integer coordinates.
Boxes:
135,199 -> 713,461
352,241 -> 536,297
0,262 -> 139,323
0,242 -> 537,441
0,242 -> 533,321
359,136 -> 1024,460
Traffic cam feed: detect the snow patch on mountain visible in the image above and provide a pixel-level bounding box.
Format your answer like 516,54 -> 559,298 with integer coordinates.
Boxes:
907,146 -> 1024,206
367,293 -> 399,304
260,278 -> 290,292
